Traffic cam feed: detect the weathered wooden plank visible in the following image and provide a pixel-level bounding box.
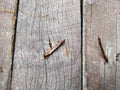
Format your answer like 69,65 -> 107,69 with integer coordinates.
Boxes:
116,12 -> 120,90
0,0 -> 17,90
84,0 -> 120,90
11,0 -> 81,90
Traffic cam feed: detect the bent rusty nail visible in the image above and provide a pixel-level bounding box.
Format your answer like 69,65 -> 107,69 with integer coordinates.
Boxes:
44,39 -> 65,58
98,36 -> 109,63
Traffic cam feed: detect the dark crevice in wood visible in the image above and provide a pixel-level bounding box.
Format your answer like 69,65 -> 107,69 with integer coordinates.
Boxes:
116,52 -> 120,61
45,60 -> 48,90
43,47 -> 48,89
81,0 -> 84,90
9,0 -> 20,89
0,67 -> 3,72
48,37 -> 52,49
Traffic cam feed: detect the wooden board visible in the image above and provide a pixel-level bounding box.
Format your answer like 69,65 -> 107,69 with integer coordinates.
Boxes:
84,0 -> 120,90
11,0 -> 81,90
0,0 -> 17,90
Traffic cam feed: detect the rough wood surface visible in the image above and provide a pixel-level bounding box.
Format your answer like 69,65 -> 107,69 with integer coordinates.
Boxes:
85,0 -> 120,90
0,0 -> 17,90
11,0 -> 81,90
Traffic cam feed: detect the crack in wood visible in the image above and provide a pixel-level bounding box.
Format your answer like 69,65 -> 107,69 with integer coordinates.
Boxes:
9,0 -> 20,90
0,67 -> 3,72
48,37 -> 52,49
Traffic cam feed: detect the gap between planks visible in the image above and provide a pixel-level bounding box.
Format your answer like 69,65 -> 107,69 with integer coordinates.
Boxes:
9,0 -> 20,90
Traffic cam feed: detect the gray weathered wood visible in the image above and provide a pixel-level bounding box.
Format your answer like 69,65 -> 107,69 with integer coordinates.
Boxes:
0,0 -> 17,90
11,0 -> 81,90
84,0 -> 120,90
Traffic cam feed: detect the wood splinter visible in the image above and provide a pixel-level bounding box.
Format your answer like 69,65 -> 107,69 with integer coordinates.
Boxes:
98,36 -> 109,63
44,39 -> 65,58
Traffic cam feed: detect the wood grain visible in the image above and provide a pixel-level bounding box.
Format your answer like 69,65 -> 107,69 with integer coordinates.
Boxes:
11,0 -> 81,90
0,0 -> 18,90
84,0 -> 120,90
